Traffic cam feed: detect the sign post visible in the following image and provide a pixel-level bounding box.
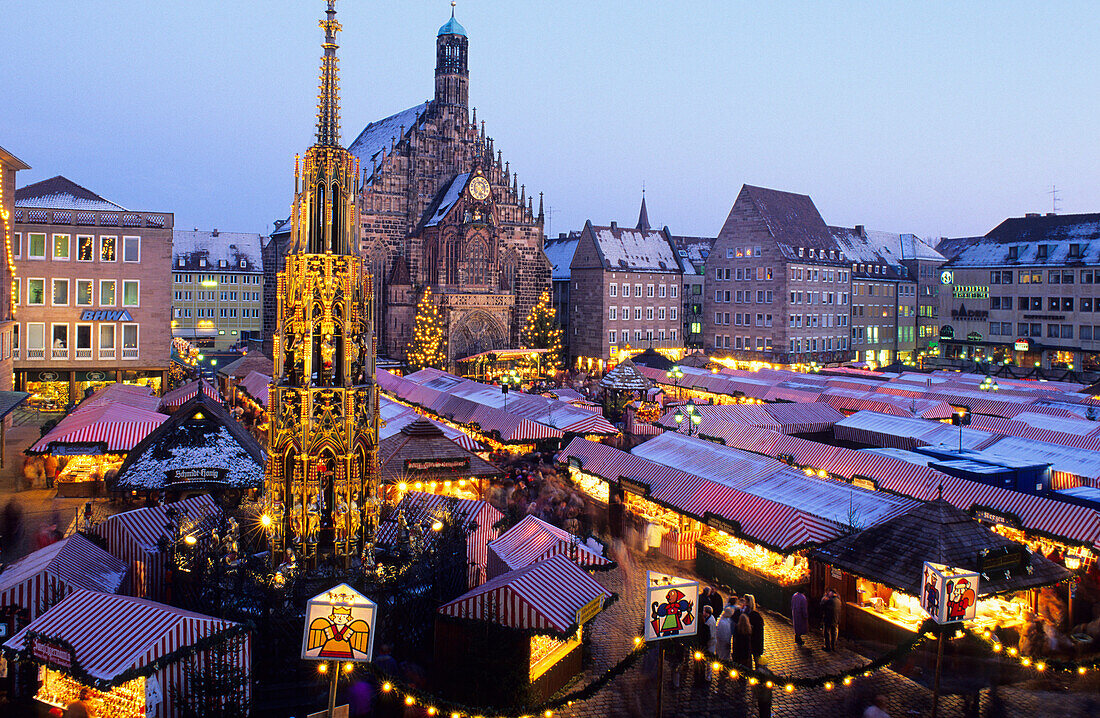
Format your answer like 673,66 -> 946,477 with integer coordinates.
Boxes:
646,571 -> 699,718
920,562 -> 980,718
302,583 -> 378,718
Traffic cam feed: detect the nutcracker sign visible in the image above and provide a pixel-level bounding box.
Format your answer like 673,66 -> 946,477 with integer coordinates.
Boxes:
301,583 -> 377,662
645,570 -> 699,641
920,562 -> 980,624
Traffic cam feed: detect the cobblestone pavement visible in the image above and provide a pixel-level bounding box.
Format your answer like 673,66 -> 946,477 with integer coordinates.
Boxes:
553,548 -> 1100,718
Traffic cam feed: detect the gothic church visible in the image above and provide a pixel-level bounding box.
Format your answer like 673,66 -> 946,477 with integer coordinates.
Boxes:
349,9 -> 551,362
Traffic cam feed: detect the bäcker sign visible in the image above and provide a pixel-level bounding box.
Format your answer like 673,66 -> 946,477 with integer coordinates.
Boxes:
79,309 -> 134,321
950,304 -> 988,321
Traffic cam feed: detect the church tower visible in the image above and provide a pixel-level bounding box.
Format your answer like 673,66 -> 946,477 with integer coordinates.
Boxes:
265,1 -> 379,567
434,2 -> 469,111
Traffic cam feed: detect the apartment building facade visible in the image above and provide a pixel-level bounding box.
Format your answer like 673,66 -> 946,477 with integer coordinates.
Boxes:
568,220 -> 686,368
172,229 -> 264,350
0,146 -> 29,395
937,212 -> 1100,371
13,176 -> 172,405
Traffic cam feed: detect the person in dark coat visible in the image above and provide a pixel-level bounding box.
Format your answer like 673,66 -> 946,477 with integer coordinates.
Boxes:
791,591 -> 809,646
744,594 -> 765,669
733,613 -> 753,665
821,589 -> 842,651
709,587 -> 725,618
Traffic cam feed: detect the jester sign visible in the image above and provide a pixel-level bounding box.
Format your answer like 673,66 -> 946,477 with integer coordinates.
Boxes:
920,562 -> 980,624
301,583 -> 378,662
645,570 -> 699,641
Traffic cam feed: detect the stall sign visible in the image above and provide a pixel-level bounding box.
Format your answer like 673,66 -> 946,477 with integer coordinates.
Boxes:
575,595 -> 604,627
1014,339 -> 1030,352
645,571 -> 698,642
30,636 -> 74,670
851,477 -> 876,491
302,583 -> 377,663
971,507 -> 1021,529
939,326 -> 955,339
145,675 -> 163,718
977,546 -> 1027,577
404,457 -> 470,473
619,477 -> 650,496
920,562 -> 980,624
705,515 -> 741,536
166,467 -> 228,484
51,444 -> 105,456
78,310 -> 134,322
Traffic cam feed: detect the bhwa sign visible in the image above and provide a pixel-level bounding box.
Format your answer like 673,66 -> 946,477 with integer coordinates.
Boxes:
645,570 -> 698,641
79,309 -> 134,322
301,583 -> 377,663
920,562 -> 980,624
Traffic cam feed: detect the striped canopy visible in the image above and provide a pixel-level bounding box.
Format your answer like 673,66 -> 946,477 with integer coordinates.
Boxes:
3,589 -> 240,682
488,515 -> 613,576
30,403 -> 167,454
0,535 -> 127,620
237,371 -> 272,408
439,553 -> 609,634
77,383 -> 161,413
159,379 -> 222,410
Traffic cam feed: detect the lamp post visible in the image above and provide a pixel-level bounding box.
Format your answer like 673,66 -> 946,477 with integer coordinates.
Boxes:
666,365 -> 684,400
500,369 -> 520,411
979,376 -> 999,393
951,409 -> 970,453
673,399 -> 702,436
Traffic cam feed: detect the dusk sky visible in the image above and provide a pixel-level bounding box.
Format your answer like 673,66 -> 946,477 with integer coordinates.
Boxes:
5,1 -> 1098,242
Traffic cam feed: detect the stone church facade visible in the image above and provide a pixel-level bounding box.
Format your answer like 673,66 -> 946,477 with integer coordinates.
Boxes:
349,12 -> 550,363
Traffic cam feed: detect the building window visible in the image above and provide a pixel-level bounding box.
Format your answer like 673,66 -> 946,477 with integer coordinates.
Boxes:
51,324 -> 68,359
28,233 -> 46,259
658,285 -> 666,298
27,323 -> 45,359
100,236 -> 117,262
646,307 -> 654,321
646,284 -> 654,298
609,330 -> 616,344
52,234 -> 70,260
609,307 -> 617,320
658,308 -> 666,320
123,236 -> 141,263
52,279 -> 69,306
12,232 -> 20,259
670,307 -> 677,320
75,324 -> 92,359
27,279 -> 45,305
610,284 -> 617,297
122,280 -> 139,307
122,324 -> 139,359
100,280 -> 116,306
76,280 -> 93,306
76,235 -> 94,261
671,285 -> 678,298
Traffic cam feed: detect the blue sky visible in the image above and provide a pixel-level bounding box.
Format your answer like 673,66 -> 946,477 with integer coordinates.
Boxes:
4,1 -> 1098,241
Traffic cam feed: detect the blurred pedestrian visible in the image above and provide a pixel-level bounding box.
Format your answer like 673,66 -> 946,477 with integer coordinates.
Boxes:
708,586 -> 724,617
715,606 -> 734,661
733,613 -> 753,666
821,588 -> 842,651
744,594 -> 764,669
791,590 -> 809,647
863,693 -> 891,718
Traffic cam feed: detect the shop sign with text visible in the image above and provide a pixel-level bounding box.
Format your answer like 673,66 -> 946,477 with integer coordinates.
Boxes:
79,310 -> 134,322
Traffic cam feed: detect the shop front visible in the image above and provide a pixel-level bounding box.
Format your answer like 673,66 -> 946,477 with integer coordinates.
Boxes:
696,521 -> 811,614
20,369 -> 165,409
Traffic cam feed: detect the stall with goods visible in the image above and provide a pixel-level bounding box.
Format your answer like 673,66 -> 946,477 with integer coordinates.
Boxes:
435,554 -> 610,710
377,418 -> 502,503
2,589 -> 249,718
810,499 -> 1072,648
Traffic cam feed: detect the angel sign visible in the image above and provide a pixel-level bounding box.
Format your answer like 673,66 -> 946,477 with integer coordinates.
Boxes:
301,583 -> 377,662
644,571 -> 699,642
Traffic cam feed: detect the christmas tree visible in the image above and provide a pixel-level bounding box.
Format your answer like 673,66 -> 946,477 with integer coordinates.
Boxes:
520,291 -> 563,373
407,287 -> 447,370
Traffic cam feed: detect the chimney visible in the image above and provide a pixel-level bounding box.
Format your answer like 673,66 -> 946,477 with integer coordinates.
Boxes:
610,221 -> 618,230
212,228 -> 219,237
1025,213 -> 1040,218
1046,212 -> 1057,217
558,233 -> 567,239
855,225 -> 866,237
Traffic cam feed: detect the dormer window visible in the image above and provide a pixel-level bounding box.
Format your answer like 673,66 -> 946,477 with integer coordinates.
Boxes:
219,260 -> 228,268
1008,246 -> 1018,260
239,260 -> 247,269
1069,243 -> 1081,258
1037,245 -> 1048,259
177,258 -> 184,267
798,248 -> 804,257
199,258 -> 207,267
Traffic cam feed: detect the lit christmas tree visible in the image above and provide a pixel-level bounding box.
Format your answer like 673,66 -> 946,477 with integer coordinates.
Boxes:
407,287 -> 447,370
520,291 -> 563,373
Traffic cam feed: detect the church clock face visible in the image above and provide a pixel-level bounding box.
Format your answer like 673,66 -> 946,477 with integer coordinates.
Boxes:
469,176 -> 491,201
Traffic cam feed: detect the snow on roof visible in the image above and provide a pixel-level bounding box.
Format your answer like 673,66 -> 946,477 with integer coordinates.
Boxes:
741,184 -> 838,255
587,224 -> 680,272
15,176 -> 126,212
543,234 -> 580,280
423,173 -> 470,227
115,424 -> 264,490
942,213 -> 1100,267
173,230 -> 263,272
980,436 -> 1100,481
348,104 -> 427,170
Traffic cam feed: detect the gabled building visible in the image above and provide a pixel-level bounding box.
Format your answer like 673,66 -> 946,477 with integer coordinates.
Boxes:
0,145 -> 29,396
350,10 -> 550,363
172,229 -> 264,349
542,231 -> 580,353
567,218 -> 686,369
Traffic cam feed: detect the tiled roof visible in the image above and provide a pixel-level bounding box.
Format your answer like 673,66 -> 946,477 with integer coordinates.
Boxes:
15,176 -> 126,211
543,234 -> 580,280
583,222 -> 681,273
741,184 -> 838,257
941,213 -> 1100,268
173,230 -> 263,272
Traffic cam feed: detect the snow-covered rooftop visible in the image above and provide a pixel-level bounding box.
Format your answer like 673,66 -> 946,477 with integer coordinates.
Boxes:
348,104 -> 427,170
15,176 -> 126,212
941,213 -> 1100,267
424,173 -> 470,227
543,234 -> 580,280
173,230 -> 263,272
585,223 -> 680,273
116,424 -> 264,490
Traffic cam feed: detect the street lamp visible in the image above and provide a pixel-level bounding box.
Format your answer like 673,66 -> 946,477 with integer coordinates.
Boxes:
666,365 -> 684,400
979,376 -> 999,392
673,399 -> 702,436
951,409 -> 970,453
500,369 -> 521,411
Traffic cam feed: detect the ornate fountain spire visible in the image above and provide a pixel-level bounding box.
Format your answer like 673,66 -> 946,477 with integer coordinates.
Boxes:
316,0 -> 342,147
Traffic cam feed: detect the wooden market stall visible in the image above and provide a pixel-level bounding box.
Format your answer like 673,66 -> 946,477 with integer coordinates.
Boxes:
157,378 -> 222,413
2,589 -> 249,718
810,499 -> 1072,648
487,515 -> 614,579
0,535 -> 127,621
435,554 -> 610,709
379,418 -> 503,502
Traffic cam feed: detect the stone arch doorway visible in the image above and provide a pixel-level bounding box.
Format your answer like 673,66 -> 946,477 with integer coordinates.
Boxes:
450,310 -> 508,362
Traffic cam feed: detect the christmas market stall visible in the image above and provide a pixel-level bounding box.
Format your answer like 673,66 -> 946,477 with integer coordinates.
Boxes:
435,554 -> 611,709
559,434 -> 919,612
380,395 -> 481,451
598,358 -> 651,422
487,515 -> 614,579
88,495 -> 222,600
157,379 -> 222,413
379,418 -> 502,502
2,589 -> 249,718
376,490 -> 503,586
214,351 -> 273,404
0,535 -> 126,620
111,391 -> 265,505
28,402 -> 168,497
810,499 -> 1072,648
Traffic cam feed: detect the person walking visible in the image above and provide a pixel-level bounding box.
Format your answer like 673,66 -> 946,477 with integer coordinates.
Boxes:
715,606 -> 734,661
62,688 -> 94,718
791,590 -> 809,647
733,612 -> 753,666
863,694 -> 891,718
821,588 -> 842,652
744,594 -> 765,669
709,586 -> 725,618
703,605 -> 718,656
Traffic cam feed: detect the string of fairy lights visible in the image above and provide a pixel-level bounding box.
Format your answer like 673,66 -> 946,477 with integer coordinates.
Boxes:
313,617 -> 1099,718
0,171 -> 17,319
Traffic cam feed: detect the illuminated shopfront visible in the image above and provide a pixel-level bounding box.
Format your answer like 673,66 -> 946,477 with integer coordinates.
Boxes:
37,669 -> 146,718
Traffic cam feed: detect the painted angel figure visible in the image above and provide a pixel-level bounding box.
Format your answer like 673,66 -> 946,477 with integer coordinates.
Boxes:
307,605 -> 370,660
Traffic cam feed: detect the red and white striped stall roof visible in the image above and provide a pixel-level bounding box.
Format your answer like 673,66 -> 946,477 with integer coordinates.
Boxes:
0,535 -> 127,620
439,553 -> 609,634
376,492 -> 502,586
379,396 -> 482,451
4,589 -> 245,686
488,515 -> 612,577
237,371 -> 271,408
30,404 -> 168,453
159,379 -> 223,410
77,383 -> 162,413
562,412 -> 617,435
